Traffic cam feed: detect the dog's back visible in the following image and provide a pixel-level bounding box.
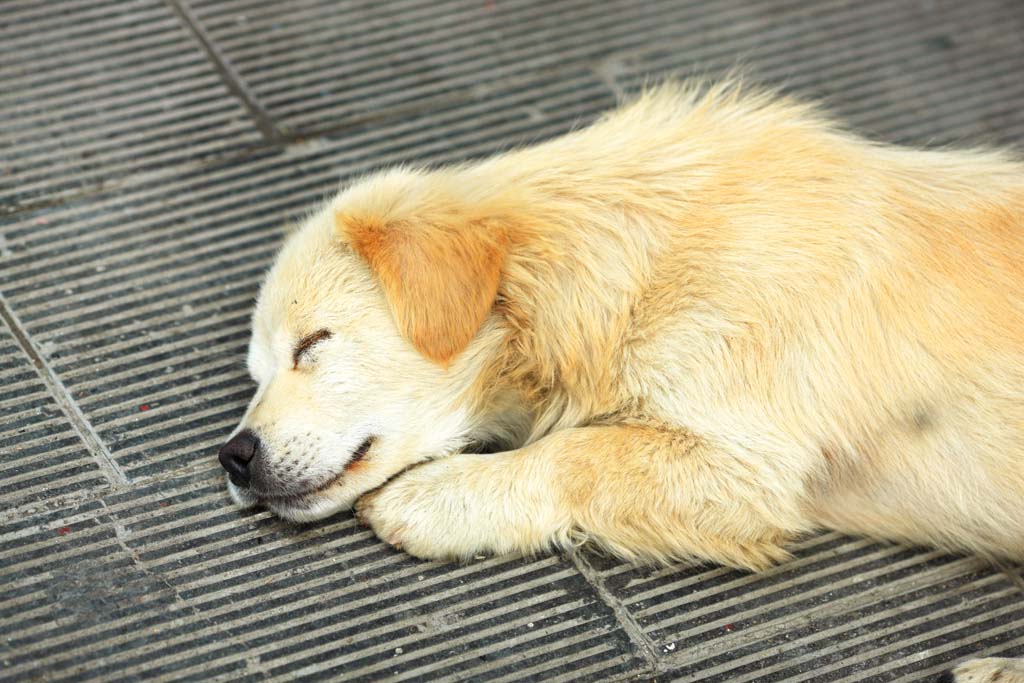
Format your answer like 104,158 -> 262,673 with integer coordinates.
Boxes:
485,83 -> 1024,560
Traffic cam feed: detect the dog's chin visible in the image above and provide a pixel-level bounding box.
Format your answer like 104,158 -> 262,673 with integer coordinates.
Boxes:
226,477 -> 259,509
263,493 -> 349,522
225,475 -> 351,522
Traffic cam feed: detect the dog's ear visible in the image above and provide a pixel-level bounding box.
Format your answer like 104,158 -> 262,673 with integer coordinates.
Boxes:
336,212 -> 509,366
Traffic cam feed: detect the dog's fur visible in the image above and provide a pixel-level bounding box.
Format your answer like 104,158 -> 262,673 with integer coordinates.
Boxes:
224,82 -> 1024,681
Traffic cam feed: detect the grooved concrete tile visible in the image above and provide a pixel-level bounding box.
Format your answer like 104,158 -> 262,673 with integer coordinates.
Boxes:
0,488 -> 262,683
581,534 -> 1024,682
0,73 -> 614,483
185,0 -> 628,134
0,0 -> 264,212
0,471 -> 645,682
185,0 -> 1024,146
598,0 -> 1024,147
0,313 -> 108,510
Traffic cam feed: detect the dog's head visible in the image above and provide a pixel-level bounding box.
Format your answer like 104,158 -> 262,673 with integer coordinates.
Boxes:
220,168 -> 530,521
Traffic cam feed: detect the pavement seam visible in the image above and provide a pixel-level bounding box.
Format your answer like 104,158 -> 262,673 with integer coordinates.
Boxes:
0,53 -> 608,220
0,57 -> 609,220
99,499 -> 191,603
0,291 -> 130,487
166,0 -> 285,143
605,670 -> 659,683
97,498 -> 273,681
0,486 -> 111,526
571,551 -> 662,677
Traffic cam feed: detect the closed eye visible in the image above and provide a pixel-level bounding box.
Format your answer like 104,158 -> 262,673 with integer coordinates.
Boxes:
292,329 -> 332,368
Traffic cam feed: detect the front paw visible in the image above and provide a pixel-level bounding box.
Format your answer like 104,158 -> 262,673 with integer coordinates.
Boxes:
354,460 -> 493,561
941,658 -> 1024,683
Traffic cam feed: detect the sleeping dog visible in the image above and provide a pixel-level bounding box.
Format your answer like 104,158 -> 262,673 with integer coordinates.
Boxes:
220,82 -> 1024,682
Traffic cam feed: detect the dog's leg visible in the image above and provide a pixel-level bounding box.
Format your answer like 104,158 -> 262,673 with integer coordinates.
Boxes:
356,423 -> 809,569
940,658 -> 1024,683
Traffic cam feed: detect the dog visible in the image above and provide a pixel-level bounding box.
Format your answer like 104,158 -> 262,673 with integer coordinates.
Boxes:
219,81 -> 1024,681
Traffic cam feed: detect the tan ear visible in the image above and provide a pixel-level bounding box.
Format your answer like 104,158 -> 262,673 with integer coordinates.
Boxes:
337,211 -> 508,366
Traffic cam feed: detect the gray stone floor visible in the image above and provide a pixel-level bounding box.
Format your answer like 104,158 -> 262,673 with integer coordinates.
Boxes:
2,1 -> 1024,681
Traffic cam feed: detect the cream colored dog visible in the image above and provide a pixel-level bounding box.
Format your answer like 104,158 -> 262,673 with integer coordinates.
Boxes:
219,82 -> 1024,681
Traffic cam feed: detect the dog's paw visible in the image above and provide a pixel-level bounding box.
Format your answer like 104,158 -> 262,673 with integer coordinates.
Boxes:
940,658 -> 1024,683
354,459 -> 504,561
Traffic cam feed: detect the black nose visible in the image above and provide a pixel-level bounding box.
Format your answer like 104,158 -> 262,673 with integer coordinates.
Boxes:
218,430 -> 260,487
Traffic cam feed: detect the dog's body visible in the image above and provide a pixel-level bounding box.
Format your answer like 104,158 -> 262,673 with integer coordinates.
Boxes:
221,83 -> 1024,681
